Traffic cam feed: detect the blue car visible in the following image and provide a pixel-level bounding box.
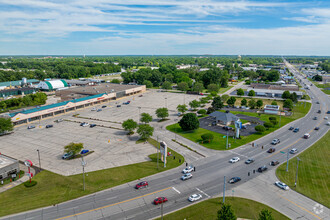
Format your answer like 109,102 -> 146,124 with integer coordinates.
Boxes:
80,149 -> 90,155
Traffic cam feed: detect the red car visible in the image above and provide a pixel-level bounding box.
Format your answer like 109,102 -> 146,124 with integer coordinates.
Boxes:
154,197 -> 168,205
135,181 -> 148,189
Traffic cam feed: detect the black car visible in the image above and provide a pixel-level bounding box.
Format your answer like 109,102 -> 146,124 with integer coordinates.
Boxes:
288,127 -> 294,130
258,166 -> 268,172
313,117 -> 318,120
102,105 -> 107,108
293,128 -> 299,132
90,124 -> 96,128
268,148 -> 276,153
317,110 -> 321,114
229,177 -> 241,184
314,127 -> 320,130
116,105 -> 121,107
270,161 -> 279,166
45,125 -> 53,128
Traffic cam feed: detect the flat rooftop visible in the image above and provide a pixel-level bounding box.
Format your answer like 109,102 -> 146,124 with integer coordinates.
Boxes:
0,155 -> 17,169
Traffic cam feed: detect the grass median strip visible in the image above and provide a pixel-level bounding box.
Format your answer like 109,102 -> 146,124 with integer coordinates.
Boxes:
0,138 -> 184,217
276,130 -> 330,208
155,197 -> 289,220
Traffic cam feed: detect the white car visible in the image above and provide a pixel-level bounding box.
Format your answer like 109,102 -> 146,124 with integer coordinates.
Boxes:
181,173 -> 193,180
229,157 -> 240,163
188,194 -> 202,202
275,181 -> 289,190
81,122 -> 89,127
325,116 -> 328,120
182,166 -> 194,174
91,108 -> 97,111
290,148 -> 298,154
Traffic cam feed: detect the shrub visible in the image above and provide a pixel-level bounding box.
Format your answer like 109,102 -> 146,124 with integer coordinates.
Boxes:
269,116 -> 277,121
197,109 -> 207,115
179,113 -> 200,131
210,91 -> 218,97
271,101 -> 277,105
24,181 -> 37,187
263,122 -> 273,128
255,125 -> 266,133
201,133 -> 214,143
207,107 -> 215,114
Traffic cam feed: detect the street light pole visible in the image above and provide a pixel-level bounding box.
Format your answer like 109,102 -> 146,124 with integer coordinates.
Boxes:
226,130 -> 229,149
286,149 -> 289,172
223,176 -> 226,203
138,107 -> 141,123
157,136 -> 159,170
81,156 -> 86,191
36,149 -> 41,172
295,157 -> 301,187
165,97 -> 167,108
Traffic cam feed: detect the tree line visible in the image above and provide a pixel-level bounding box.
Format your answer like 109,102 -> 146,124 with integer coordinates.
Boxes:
0,92 -> 47,112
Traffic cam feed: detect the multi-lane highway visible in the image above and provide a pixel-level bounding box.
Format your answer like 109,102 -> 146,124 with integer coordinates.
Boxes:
2,61 -> 329,220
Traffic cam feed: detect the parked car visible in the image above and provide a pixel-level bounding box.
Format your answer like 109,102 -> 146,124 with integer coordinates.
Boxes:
81,122 -> 89,127
116,105 -> 121,107
327,111 -> 330,114
90,124 -> 96,128
257,165 -> 268,173
229,157 -> 240,163
268,148 -> 276,153
135,181 -> 148,189
303,133 -> 310,139
45,124 -> 53,128
91,107 -> 97,111
313,116 -> 318,120
271,139 -> 280,145
229,177 -> 241,184
314,127 -> 320,130
154,197 -> 168,205
275,181 -> 289,190
27,125 -> 35,129
102,105 -> 107,108
290,148 -> 298,154
188,194 -> 202,202
182,166 -> 194,173
270,161 -> 279,166
293,128 -> 299,132
62,152 -> 74,159
325,116 -> 329,120
80,149 -> 89,155
139,94 -> 143,97
178,112 -> 182,116
288,127 -> 294,130
55,119 -> 63,123
327,121 -> 330,126
181,173 -> 193,180
97,109 -> 102,112
245,158 -> 254,164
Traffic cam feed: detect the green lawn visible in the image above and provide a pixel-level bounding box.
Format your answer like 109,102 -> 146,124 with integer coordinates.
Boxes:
276,131 -> 330,208
219,86 -> 233,94
0,138 -> 184,217
156,197 -> 289,220
167,102 -> 311,150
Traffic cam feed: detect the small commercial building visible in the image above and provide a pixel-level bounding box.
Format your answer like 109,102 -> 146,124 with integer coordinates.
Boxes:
0,155 -> 20,180
38,79 -> 68,91
247,88 -> 303,98
264,105 -> 280,115
209,111 -> 239,126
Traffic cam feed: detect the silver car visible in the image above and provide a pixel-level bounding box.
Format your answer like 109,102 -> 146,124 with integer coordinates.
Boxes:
275,181 -> 289,190
181,173 -> 193,180
188,194 -> 202,202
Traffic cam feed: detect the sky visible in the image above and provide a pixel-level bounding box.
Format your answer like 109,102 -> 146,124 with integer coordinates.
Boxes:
0,0 -> 330,56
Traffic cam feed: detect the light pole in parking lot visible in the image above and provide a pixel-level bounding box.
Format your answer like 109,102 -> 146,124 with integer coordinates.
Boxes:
295,157 -> 301,187
138,107 -> 141,123
165,97 -> 167,108
81,156 -> 86,191
36,149 -> 41,172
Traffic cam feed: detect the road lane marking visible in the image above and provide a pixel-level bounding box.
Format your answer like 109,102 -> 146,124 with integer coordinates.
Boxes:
172,187 -> 181,194
277,194 -> 321,220
56,186 -> 172,220
196,187 -> 210,198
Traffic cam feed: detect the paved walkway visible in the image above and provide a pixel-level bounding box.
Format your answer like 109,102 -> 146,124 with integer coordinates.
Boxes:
223,81 -> 245,95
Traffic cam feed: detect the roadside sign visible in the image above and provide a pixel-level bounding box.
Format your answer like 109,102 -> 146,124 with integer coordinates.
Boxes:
280,151 -> 285,154
223,136 -> 226,138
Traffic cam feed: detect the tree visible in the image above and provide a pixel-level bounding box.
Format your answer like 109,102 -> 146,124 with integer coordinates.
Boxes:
227,97 -> 236,106
248,99 -> 256,109
189,100 -> 200,109
178,113 -> 200,131
161,81 -> 172,90
192,82 -> 204,93
211,96 -> 224,110
217,203 -> 237,220
290,92 -> 298,103
248,90 -> 255,97
264,122 -> 273,128
256,99 -> 263,108
0,118 -> 13,133
111,79 -> 120,84
255,125 -> 266,133
177,82 -> 189,91
271,101 -> 277,105
312,74 -> 322,81
201,133 -> 214,143
207,83 -> 219,93
197,109 -> 207,115
282,91 -> 291,99
140,113 -> 152,124
210,91 -> 218,97
156,108 -> 169,120
142,80 -> 153,88
241,98 -> 247,106
137,124 -> 154,140
122,119 -> 138,134
283,99 -> 293,110
207,107 -> 215,114
258,209 -> 274,220
221,94 -> 230,102
236,88 -> 244,96
64,142 -> 84,156
177,104 -> 188,114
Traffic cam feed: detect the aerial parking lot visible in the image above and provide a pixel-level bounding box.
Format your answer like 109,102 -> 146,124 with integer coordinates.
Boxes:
1,90 -> 198,176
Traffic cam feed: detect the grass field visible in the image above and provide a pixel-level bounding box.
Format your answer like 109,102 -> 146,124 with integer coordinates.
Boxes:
0,138 -> 184,217
276,131 -> 330,208
232,97 -> 284,108
167,102 -> 311,150
156,197 -> 289,220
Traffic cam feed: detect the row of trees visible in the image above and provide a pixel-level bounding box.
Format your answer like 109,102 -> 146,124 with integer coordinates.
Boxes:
0,92 -> 47,111
217,203 -> 275,220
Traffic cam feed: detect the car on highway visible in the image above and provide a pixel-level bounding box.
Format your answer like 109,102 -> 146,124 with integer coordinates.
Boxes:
314,127 -> 320,130
268,148 -> 276,153
317,110 -> 321,114
288,126 -> 294,130
293,128 -> 299,132
181,173 -> 193,180
229,177 -> 241,184
271,139 -> 280,145
135,181 -> 149,189
316,101 -> 320,104
45,124 -> 53,128
182,166 -> 194,173
245,158 -> 254,164
229,157 -> 240,163
313,116 -> 318,120
275,181 -> 289,190
270,161 -> 279,166
27,125 -> 35,129
90,124 -> 96,128
327,111 -> 330,114
257,165 -> 268,173
188,194 -> 202,202
154,197 -> 168,205
303,133 -> 310,139
327,121 -> 330,126
290,148 -> 298,154
62,152 -> 74,160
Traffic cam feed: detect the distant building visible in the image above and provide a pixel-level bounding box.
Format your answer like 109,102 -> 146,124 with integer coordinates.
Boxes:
250,83 -> 299,91
264,105 -> 280,115
0,79 -> 39,89
37,79 -> 68,91
248,88 -> 303,98
209,111 -> 239,126
0,88 -> 36,98
0,155 -> 20,180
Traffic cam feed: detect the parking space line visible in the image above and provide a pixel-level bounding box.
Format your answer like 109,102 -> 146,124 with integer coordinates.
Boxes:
172,187 -> 181,194
196,187 -> 210,198
56,186 -> 172,220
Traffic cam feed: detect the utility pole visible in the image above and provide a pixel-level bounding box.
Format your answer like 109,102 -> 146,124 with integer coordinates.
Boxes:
81,156 -> 86,191
223,176 -> 226,203
286,149 -> 289,172
295,157 -> 301,187
226,130 -> 229,149
279,111 -> 282,127
36,149 -> 41,172
138,107 -> 141,123
157,136 -> 159,170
